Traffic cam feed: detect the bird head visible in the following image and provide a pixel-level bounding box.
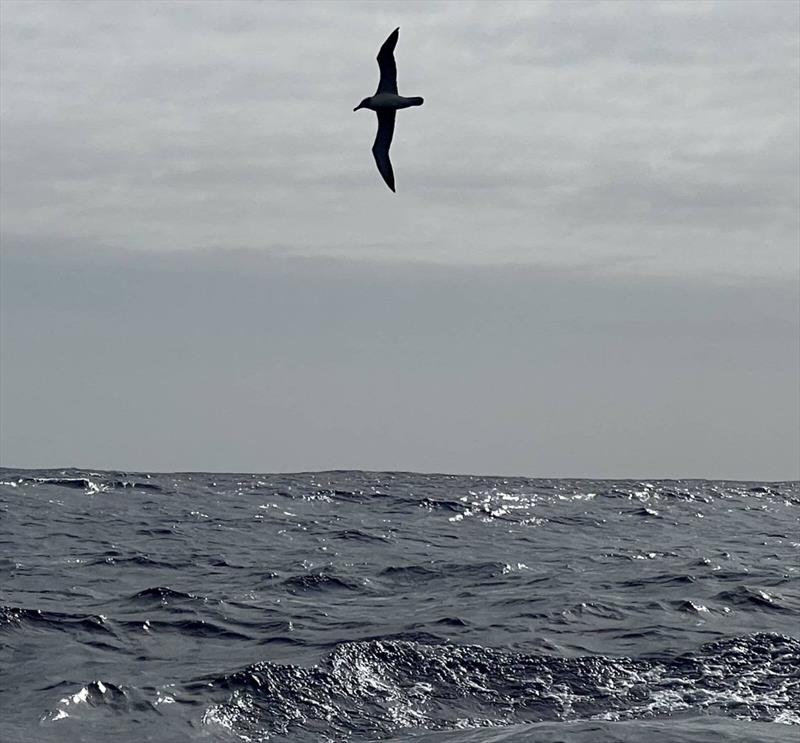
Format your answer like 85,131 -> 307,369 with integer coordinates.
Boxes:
353,98 -> 371,112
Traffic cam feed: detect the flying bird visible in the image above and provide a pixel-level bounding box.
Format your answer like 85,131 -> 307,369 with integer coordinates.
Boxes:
354,27 -> 424,192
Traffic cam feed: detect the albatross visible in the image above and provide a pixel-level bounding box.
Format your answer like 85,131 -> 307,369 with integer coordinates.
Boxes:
354,27 -> 424,192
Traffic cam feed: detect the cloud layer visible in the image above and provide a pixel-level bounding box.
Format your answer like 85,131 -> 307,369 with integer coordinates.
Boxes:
2,0 -> 798,276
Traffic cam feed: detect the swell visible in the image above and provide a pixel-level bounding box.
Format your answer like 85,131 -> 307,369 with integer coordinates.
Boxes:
0,605 -> 115,637
35,633 -> 799,739
196,633 -> 800,740
0,473 -> 167,494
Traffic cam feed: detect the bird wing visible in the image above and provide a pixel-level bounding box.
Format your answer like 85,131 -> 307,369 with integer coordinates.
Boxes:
376,27 -> 399,94
372,110 -> 396,192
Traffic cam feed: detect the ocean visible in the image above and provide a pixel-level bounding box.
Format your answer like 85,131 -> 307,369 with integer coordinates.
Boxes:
0,469 -> 797,742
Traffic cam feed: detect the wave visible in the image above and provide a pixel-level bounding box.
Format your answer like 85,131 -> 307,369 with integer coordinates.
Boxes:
379,561 -> 508,586
35,633 -> 798,741
125,586 -> 204,605
42,680 -> 161,724
714,586 -> 793,613
281,572 -> 365,593
196,633 -> 799,741
0,605 -> 114,637
0,473 -> 167,495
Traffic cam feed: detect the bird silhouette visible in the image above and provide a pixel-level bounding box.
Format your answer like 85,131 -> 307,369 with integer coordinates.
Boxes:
354,28 -> 424,192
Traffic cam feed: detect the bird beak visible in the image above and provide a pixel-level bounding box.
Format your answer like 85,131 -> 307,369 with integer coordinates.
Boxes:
353,103 -> 363,112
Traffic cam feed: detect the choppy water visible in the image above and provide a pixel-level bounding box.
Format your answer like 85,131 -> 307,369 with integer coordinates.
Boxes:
0,470 -> 798,742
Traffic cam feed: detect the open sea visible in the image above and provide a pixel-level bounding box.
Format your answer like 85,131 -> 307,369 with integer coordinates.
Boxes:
0,469 -> 798,742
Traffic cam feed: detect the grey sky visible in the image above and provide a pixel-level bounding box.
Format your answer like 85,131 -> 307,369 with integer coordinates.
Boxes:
1,0 -> 798,477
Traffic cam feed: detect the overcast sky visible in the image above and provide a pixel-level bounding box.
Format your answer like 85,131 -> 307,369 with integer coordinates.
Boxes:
1,0 -> 798,478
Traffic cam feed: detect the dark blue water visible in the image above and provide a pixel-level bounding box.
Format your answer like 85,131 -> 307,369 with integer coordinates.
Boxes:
1,470 -> 798,742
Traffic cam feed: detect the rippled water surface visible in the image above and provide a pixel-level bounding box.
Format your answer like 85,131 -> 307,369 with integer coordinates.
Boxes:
1,470 -> 798,741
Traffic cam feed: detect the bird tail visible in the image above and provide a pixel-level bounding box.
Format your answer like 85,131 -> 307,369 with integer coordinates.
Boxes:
409,97 -> 424,107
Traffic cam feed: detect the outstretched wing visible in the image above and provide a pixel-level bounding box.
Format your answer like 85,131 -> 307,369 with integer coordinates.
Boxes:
376,27 -> 399,94
372,110 -> 396,192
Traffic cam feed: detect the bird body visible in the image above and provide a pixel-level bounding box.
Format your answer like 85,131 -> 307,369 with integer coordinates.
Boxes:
357,93 -> 424,111
354,28 -> 424,192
